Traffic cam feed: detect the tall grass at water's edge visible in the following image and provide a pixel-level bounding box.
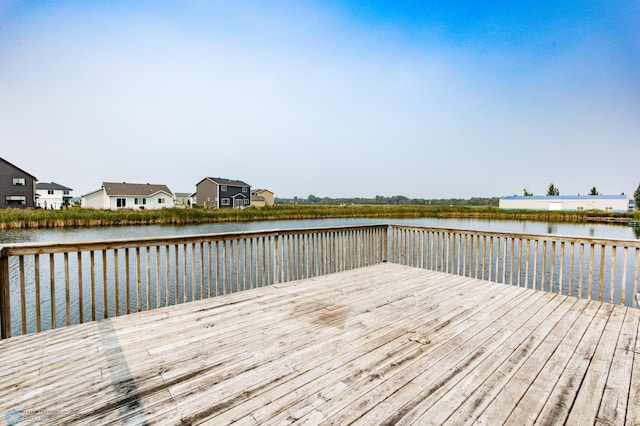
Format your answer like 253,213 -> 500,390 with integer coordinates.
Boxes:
0,205 -> 637,229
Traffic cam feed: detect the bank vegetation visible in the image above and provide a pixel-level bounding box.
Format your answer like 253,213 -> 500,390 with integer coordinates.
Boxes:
0,205 -> 638,229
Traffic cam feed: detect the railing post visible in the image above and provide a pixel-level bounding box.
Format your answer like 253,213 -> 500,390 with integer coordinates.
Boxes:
0,248 -> 11,339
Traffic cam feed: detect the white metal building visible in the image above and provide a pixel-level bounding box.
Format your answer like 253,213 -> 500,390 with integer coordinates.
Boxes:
499,195 -> 632,212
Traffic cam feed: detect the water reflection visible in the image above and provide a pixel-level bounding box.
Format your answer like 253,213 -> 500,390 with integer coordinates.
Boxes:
1,217 -> 639,245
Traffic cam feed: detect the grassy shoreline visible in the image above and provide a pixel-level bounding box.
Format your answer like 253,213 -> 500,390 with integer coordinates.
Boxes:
0,205 -> 637,229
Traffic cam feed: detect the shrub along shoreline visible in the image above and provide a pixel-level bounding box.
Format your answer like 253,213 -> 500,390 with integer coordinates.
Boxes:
0,205 -> 637,229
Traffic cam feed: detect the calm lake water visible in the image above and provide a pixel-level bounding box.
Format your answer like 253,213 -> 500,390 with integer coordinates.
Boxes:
1,217 -> 639,245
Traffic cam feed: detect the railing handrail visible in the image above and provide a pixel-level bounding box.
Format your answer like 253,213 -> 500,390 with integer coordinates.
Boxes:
0,224 -> 390,256
390,224 -> 640,248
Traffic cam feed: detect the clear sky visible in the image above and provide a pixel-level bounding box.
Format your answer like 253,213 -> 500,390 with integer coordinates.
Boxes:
1,1 -> 638,199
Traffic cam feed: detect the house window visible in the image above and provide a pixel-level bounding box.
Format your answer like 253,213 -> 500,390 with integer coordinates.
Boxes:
6,195 -> 26,205
605,207 -> 613,212
158,198 -> 165,204
13,178 -> 26,186
244,199 -> 250,205
221,185 -> 227,192
63,190 -> 70,195
116,198 -> 126,208
221,198 -> 230,206
135,198 -> 146,205
48,190 -> 54,195
576,207 -> 584,211
243,187 -> 247,193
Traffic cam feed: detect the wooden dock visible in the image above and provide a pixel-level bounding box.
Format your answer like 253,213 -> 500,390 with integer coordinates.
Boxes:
0,263 -> 638,425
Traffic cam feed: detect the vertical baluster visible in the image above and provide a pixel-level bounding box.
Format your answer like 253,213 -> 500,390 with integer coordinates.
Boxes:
516,239 -> 522,287
579,243 -> 585,299
114,249 -> 120,316
558,242 -> 564,295
199,242 -> 205,298
191,243 -> 196,300
166,245 -> 171,306
609,246 -> 616,304
145,247 -> 151,311
20,256 -> 26,334
598,245 -> 605,302
125,248 -> 131,314
182,244 -> 188,301
89,251 -> 95,321
215,240 -> 221,294
156,246 -> 161,308
102,250 -> 108,319
568,242 -> 575,298
174,244 -> 180,303
64,252 -> 70,326
588,244 -> 595,300
633,249 -> 639,306
49,254 -> 56,329
136,247 -> 142,312
620,247 -> 628,306
76,252 -> 84,324
524,240 -> 530,289
540,241 -> 547,291
533,240 -> 540,290
487,236 -> 493,281
243,238 -> 248,290
222,240 -> 228,294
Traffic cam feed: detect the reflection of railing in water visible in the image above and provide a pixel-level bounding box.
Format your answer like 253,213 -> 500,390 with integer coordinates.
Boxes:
2,224 -> 639,339
390,225 -> 640,309
0,225 -> 388,338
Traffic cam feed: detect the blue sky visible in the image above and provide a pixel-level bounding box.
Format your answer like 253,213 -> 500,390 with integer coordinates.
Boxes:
1,0 -> 638,199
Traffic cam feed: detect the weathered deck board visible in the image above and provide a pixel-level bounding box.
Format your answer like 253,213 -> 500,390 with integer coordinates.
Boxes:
0,263 -> 638,425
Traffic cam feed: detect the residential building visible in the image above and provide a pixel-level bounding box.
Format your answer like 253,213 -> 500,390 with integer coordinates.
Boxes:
0,157 -> 37,208
36,182 -> 73,209
81,182 -> 175,210
499,195 -> 633,213
195,177 -> 251,208
174,192 -> 193,208
250,189 -> 275,207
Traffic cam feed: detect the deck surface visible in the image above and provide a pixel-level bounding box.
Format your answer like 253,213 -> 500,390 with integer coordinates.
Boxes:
1,263 -> 639,425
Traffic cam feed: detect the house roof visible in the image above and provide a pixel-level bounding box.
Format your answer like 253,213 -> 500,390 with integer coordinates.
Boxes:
36,182 -> 73,191
0,157 -> 37,181
102,182 -> 174,197
502,195 -> 628,200
251,188 -> 273,195
199,177 -> 251,187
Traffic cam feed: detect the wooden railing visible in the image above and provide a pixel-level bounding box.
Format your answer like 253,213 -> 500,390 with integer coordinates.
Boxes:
0,225 -> 387,338
2,224 -> 639,339
390,225 -> 640,309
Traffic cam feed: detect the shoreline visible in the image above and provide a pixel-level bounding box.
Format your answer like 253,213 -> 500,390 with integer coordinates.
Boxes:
0,205 -> 637,229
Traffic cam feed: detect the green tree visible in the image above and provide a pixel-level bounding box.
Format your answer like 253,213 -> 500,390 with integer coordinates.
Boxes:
589,187 -> 599,195
523,188 -> 533,196
634,183 -> 640,211
547,183 -> 560,196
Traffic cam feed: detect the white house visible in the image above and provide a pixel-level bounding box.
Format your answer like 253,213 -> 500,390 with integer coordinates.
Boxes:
81,182 -> 175,210
36,182 -> 73,209
499,195 -> 633,213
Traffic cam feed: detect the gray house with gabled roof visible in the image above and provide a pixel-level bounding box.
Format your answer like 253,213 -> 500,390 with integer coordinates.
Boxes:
195,177 -> 251,208
81,182 -> 175,210
0,157 -> 38,208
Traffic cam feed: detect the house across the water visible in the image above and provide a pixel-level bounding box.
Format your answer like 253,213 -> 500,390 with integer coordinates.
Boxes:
36,182 -> 73,209
194,177 -> 251,209
81,182 -> 175,210
499,195 -> 633,212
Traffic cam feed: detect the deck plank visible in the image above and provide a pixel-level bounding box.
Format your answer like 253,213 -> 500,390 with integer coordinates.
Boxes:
0,262 -> 638,426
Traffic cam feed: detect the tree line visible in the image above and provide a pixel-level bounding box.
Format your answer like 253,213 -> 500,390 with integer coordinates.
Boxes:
275,195 -> 499,206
